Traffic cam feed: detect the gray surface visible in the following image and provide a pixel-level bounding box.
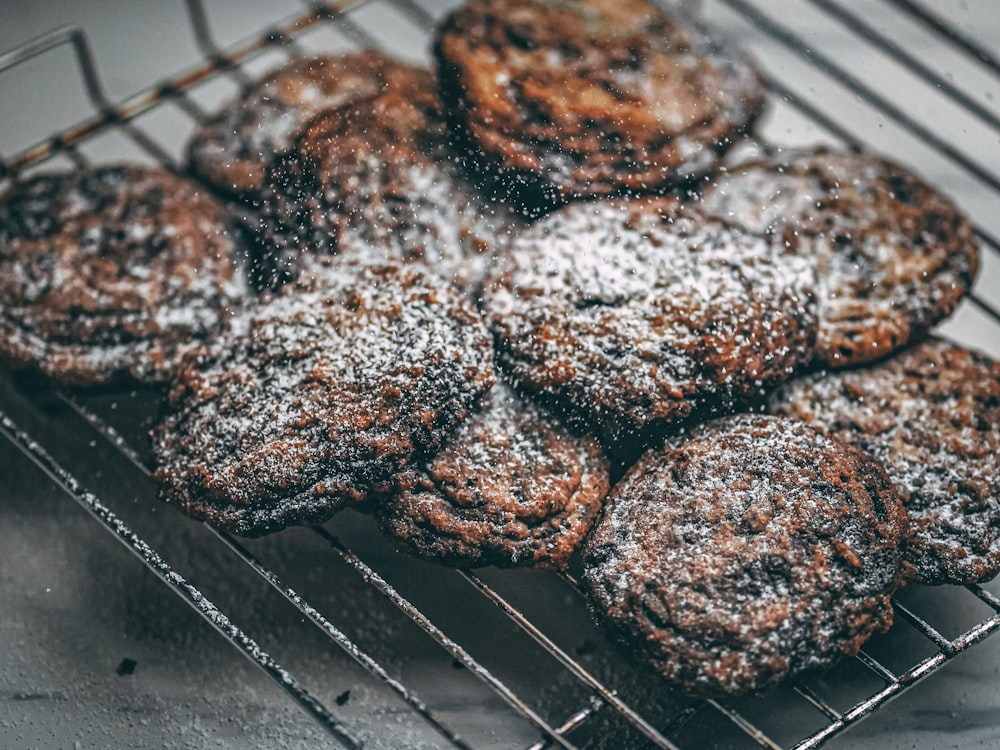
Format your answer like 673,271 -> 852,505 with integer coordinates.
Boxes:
2,1 -> 1000,749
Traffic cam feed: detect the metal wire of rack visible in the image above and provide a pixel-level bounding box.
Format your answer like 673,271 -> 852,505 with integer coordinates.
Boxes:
2,1 -> 1000,748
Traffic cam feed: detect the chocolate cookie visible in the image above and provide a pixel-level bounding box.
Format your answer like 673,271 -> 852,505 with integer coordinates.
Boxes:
0,165 -> 248,386
434,0 -> 765,208
152,263 -> 496,536
695,149 -> 979,366
581,414 -> 909,697
768,338 -> 1000,585
257,61 -> 518,293
186,51 -> 391,201
480,199 -> 817,443
378,381 -> 609,569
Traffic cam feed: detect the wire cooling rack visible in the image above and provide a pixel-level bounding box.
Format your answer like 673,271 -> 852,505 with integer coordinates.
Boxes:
2,1 -> 1000,748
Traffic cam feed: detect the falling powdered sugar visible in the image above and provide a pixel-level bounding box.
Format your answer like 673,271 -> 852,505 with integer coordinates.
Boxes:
256,58 -> 521,294
186,51 -> 391,200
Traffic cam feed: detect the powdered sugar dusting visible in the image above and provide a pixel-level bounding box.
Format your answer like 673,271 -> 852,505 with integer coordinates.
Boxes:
481,200 -> 818,441
152,262 -> 495,537
316,161 -> 519,293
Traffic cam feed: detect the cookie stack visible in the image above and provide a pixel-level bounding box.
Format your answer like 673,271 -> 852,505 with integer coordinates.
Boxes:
1,0 -> 997,700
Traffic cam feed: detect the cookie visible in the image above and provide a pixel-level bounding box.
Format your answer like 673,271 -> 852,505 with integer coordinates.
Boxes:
378,381 -> 610,569
768,338 -> 1000,585
186,51 -> 391,202
695,149 -> 979,366
0,165 -> 248,387
152,263 -> 496,536
434,0 -> 764,208
480,199 -> 817,444
257,61 -> 518,293
581,414 -> 910,698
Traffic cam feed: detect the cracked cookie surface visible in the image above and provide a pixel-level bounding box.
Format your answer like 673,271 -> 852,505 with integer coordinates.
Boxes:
582,414 -> 909,697
187,51 -> 391,202
768,338 -> 1000,584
